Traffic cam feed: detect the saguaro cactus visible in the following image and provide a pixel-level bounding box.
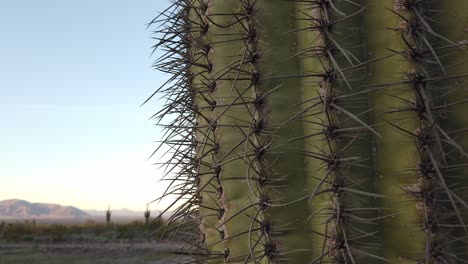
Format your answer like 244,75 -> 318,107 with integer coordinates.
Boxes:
149,0 -> 468,263
145,204 -> 151,225
106,205 -> 111,228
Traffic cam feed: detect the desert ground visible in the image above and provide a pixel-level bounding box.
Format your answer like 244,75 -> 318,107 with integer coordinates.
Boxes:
0,242 -> 191,264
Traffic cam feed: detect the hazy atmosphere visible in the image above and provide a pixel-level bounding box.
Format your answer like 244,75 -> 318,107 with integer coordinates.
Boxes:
0,0 -> 172,211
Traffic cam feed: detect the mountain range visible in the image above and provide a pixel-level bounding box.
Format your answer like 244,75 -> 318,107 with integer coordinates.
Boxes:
0,199 -> 153,221
0,199 -> 89,219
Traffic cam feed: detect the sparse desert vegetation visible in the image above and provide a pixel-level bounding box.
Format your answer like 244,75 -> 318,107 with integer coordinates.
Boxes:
0,243 -> 184,264
0,219 -> 189,263
0,219 -> 164,243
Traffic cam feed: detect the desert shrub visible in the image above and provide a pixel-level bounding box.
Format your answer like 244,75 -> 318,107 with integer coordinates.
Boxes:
2,223 -> 32,242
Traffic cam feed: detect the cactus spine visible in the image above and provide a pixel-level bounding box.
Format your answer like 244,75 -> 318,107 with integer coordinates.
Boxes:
150,0 -> 468,263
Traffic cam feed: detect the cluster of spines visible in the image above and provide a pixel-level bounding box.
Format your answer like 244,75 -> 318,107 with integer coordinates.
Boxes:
387,0 -> 468,262
148,0 -> 196,221
187,1 -> 228,262
297,1 -> 388,263
233,1 -> 277,263
149,1 -> 286,262
207,1 -> 284,262
146,1 -> 211,261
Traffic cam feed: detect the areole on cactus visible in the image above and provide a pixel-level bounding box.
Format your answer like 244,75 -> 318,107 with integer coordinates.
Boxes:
148,0 -> 468,263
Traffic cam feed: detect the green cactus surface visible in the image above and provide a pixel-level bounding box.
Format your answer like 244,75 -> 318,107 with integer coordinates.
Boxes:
148,0 -> 468,263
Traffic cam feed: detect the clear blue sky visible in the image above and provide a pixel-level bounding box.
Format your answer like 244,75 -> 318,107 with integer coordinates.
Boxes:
0,0 -> 173,211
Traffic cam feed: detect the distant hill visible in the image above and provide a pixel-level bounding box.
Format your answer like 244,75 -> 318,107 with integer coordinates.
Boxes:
0,199 -> 90,220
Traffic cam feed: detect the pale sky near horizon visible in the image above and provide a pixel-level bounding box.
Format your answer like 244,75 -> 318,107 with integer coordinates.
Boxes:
0,0 -> 174,211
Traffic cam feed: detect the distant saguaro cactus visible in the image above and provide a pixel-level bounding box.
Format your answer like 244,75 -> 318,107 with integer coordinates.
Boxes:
144,204 -> 151,225
149,0 -> 468,263
106,205 -> 111,228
